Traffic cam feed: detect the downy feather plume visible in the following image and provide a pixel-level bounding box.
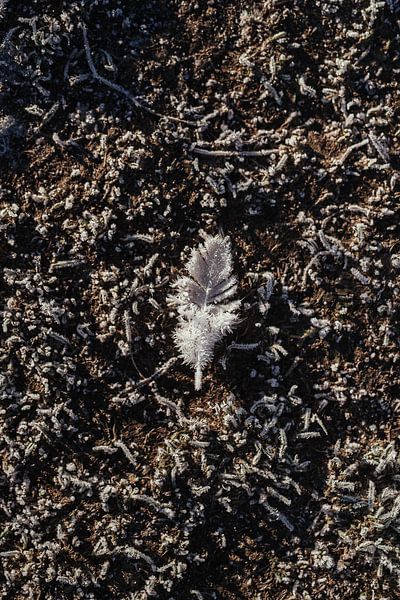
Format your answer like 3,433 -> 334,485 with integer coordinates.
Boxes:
170,234 -> 240,390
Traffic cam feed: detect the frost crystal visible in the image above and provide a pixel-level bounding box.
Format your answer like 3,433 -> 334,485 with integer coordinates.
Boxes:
171,234 -> 240,390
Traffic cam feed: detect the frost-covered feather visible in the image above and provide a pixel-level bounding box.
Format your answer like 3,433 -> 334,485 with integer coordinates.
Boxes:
170,234 -> 240,390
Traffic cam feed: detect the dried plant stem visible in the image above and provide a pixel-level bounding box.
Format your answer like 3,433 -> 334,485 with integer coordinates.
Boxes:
81,23 -> 198,127
134,357 -> 177,390
192,147 -> 278,158
337,138 -> 369,165
302,251 -> 332,288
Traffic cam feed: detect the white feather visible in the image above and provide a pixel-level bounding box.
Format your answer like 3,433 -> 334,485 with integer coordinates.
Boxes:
170,234 -> 240,390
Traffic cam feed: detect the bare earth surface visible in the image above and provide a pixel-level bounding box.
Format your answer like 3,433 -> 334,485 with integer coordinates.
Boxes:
1,1 -> 400,598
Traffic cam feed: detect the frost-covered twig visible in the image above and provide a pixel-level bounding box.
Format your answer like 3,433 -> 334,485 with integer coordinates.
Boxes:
336,138 -> 369,165
302,251 -> 332,288
81,23 -> 198,127
192,146 -> 278,158
134,357 -> 177,390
